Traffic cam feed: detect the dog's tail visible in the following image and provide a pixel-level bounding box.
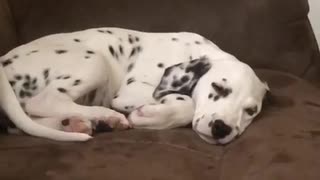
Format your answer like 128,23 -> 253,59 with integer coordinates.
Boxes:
0,64 -> 92,141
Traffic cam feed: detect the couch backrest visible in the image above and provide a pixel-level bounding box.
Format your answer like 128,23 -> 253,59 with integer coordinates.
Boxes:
0,0 -> 17,56
4,0 -> 320,81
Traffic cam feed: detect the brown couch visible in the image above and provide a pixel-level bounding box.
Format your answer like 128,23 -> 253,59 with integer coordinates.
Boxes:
1,0 -> 320,179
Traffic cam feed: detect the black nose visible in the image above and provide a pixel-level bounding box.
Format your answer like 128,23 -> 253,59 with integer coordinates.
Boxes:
211,119 -> 232,139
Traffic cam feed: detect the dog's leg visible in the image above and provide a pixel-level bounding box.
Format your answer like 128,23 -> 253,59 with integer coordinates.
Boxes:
22,51 -> 130,133
128,94 -> 195,129
24,86 -> 131,133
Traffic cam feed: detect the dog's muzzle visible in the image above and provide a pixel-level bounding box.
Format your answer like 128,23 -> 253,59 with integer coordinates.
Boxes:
209,119 -> 232,139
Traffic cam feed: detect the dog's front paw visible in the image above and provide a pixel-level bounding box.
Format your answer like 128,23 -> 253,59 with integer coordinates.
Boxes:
95,111 -> 132,131
127,104 -> 170,129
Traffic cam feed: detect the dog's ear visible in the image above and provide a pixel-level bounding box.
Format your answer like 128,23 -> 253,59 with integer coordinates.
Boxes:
262,81 -> 270,91
153,56 -> 212,100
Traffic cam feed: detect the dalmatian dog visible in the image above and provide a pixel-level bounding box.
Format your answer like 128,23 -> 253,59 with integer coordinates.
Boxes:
0,27 -> 268,144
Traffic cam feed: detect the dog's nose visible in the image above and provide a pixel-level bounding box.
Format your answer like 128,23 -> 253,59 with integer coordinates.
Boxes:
211,119 -> 232,139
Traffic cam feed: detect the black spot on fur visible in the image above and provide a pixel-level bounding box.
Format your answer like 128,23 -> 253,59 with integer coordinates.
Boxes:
32,78 -> 38,84
195,41 -> 201,45
2,59 -> 12,66
128,35 -> 134,44
25,75 -> 31,81
185,58 -> 211,77
172,80 -> 183,88
214,96 -> 220,101
113,94 -> 119,99
176,97 -> 185,101
13,55 -> 19,59
127,77 -> 135,85
27,50 -> 39,55
22,82 -> 30,89
245,106 -> 258,116
55,50 -> 67,54
136,46 -> 142,52
222,78 -> 227,82
211,82 -> 232,99
57,88 -> 67,93
32,86 -> 37,90
85,56 -> 90,59
119,45 -> 124,55
74,39 -> 81,42
86,50 -> 95,54
181,75 -> 190,83
43,69 -> 50,79
9,81 -> 16,86
160,99 -> 166,104
208,93 -> 213,99
127,63 -> 134,73
108,45 -> 115,57
135,37 -> 139,42
14,75 -> 22,80
97,29 -> 112,34
73,79 -> 81,86
63,75 -> 70,79
129,48 -> 136,58
19,90 -> 26,98
157,63 -> 164,68
172,38 -> 178,41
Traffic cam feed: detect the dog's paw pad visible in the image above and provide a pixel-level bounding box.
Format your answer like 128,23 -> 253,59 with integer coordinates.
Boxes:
61,117 -> 92,135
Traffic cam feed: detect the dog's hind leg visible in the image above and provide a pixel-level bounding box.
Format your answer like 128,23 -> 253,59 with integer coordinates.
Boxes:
23,53 -> 131,133
128,94 -> 195,129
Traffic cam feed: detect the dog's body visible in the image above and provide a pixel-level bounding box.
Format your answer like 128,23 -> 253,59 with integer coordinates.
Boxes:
0,27 -> 268,144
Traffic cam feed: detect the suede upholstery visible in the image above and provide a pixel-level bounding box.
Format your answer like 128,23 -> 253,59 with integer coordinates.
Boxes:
1,0 -> 320,179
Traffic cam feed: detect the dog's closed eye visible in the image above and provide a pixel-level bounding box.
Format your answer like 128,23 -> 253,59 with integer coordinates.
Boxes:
244,106 -> 258,116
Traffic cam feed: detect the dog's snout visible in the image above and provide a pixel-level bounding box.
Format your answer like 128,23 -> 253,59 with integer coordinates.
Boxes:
210,119 -> 232,139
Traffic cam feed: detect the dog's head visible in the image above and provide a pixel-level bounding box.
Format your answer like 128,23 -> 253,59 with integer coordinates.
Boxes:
153,56 -> 269,145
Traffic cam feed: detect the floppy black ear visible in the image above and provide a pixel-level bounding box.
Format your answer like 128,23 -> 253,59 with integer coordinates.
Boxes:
153,56 -> 212,100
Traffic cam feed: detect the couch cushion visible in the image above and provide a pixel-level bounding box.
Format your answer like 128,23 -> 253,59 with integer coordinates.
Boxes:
7,0 -> 320,80
0,129 -> 224,180
1,69 -> 320,180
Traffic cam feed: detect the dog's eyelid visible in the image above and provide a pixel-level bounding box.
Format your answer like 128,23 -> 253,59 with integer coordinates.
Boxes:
244,105 -> 258,116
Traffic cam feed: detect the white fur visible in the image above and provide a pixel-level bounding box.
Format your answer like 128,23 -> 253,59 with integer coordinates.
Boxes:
0,27 -> 268,144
